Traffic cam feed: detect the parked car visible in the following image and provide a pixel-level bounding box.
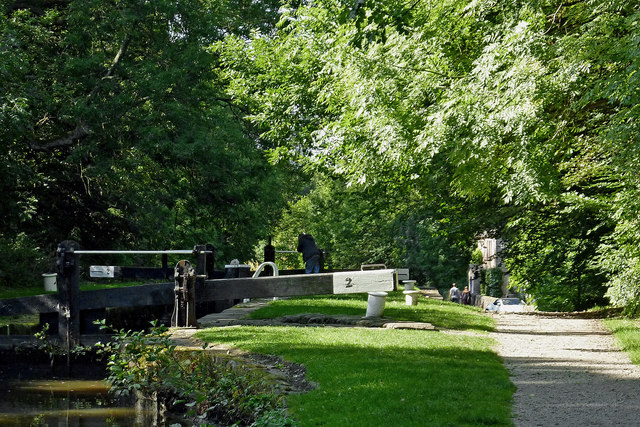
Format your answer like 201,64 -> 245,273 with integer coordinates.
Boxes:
485,298 -> 526,313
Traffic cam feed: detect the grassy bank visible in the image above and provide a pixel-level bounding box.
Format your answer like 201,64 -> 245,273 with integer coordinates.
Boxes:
603,318 -> 640,364
196,292 -> 514,426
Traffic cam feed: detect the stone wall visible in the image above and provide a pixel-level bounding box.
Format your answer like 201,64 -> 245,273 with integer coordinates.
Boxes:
475,295 -> 499,310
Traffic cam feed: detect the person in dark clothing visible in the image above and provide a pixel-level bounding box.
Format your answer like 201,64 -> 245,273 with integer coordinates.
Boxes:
461,286 -> 471,305
297,233 -> 322,274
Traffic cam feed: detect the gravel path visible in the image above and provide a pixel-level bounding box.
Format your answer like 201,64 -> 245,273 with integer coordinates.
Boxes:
490,314 -> 640,426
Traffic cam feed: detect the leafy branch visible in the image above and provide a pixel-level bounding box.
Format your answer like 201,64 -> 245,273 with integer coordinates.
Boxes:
29,31 -> 133,152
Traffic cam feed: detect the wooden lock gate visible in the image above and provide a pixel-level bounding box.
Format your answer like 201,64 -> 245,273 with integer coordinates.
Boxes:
0,241 -> 397,348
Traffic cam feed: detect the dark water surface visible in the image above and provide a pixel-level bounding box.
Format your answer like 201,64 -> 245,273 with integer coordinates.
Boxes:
0,340 -> 192,426
0,378 -> 152,426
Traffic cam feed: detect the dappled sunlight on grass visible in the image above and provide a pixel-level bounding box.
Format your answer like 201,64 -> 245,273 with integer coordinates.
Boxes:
196,325 -> 513,426
249,294 -> 369,318
200,293 -> 505,425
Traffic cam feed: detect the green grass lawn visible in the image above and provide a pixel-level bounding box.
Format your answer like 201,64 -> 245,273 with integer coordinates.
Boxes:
603,318 -> 640,364
79,280 -> 167,291
195,293 -> 514,426
0,285 -> 53,299
250,292 -> 494,332
0,280 -> 165,300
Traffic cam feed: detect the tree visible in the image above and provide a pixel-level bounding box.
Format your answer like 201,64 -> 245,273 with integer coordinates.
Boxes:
0,0 -> 293,286
269,171 -> 495,294
221,0 -> 640,310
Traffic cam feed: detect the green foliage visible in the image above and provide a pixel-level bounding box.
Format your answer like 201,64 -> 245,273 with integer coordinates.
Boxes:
1,0 -> 295,269
96,321 -> 292,426
33,323 -> 92,366
96,321 -> 179,399
252,410 -> 297,427
485,268 -> 504,298
470,249 -> 483,265
222,0 -> 640,310
270,173 -> 480,291
0,233 -> 48,288
480,269 -> 487,296
4,0 -> 640,312
33,323 -> 57,362
504,199 -> 611,311
621,297 -> 640,318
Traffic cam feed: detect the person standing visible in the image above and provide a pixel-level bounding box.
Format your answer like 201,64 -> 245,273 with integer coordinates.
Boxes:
297,233 -> 322,274
461,286 -> 471,305
449,283 -> 460,303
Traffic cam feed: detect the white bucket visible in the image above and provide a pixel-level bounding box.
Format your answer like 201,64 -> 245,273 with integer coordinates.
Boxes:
404,290 -> 420,306
42,273 -> 57,292
365,292 -> 388,318
403,280 -> 416,290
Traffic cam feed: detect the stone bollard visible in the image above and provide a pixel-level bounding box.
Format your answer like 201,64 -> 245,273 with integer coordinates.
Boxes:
403,280 -> 416,290
365,292 -> 388,317
404,290 -> 420,306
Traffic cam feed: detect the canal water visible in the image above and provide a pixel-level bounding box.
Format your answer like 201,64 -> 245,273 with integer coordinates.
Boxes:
0,352 -> 184,426
0,378 -> 148,426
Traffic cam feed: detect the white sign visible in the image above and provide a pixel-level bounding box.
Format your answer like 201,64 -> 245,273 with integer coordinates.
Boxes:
332,269 -> 396,294
397,268 -> 410,281
90,265 -> 115,278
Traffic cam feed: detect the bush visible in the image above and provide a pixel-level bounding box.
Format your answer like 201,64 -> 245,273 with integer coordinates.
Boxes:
623,297 -> 640,318
485,268 -> 504,297
480,269 -> 487,295
471,249 -> 484,265
97,321 -> 295,426
0,233 -> 49,288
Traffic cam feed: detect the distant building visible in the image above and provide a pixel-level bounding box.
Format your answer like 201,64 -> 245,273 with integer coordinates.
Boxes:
468,236 -> 510,296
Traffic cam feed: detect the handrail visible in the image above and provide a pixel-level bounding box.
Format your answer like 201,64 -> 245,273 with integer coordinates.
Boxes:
252,262 -> 279,278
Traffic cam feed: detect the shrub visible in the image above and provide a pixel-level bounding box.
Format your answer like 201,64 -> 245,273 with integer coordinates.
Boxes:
485,268 -> 504,297
623,297 -> 640,318
96,321 -> 294,426
471,249 -> 484,265
0,233 -> 49,288
480,269 -> 487,295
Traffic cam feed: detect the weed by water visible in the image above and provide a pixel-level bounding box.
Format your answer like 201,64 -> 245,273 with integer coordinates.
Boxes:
96,321 -> 294,426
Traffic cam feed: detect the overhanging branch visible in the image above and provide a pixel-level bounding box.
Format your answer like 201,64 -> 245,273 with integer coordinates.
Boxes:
30,120 -> 89,151
29,31 -> 133,152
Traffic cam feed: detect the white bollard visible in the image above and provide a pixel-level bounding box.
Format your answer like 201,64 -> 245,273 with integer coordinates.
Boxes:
42,273 -> 57,292
403,280 -> 416,290
404,290 -> 420,306
365,292 -> 388,317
